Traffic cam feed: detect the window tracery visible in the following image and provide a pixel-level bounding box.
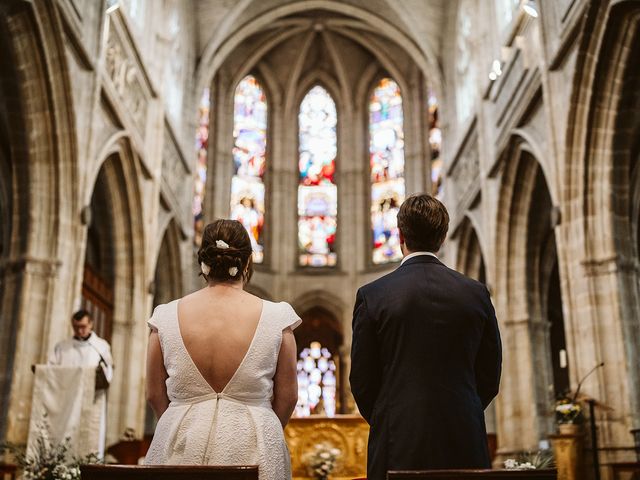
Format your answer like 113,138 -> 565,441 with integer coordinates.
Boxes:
295,341 -> 337,417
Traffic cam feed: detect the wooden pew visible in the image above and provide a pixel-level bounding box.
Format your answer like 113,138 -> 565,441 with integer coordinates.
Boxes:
0,464 -> 17,480
81,464 -> 259,479
387,469 -> 557,479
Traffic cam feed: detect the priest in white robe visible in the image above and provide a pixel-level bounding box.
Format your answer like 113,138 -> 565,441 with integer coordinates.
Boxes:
48,309 -> 114,456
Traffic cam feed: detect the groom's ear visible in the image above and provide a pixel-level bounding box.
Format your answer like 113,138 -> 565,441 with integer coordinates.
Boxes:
398,230 -> 405,245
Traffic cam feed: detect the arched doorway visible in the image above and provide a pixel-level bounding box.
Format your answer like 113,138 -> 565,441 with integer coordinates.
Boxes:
82,165 -> 116,342
294,306 -> 343,417
526,165 -> 570,401
83,145 -> 147,443
455,218 -> 494,454
495,141 -> 569,451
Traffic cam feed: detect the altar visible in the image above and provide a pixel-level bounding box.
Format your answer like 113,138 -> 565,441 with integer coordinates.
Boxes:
285,415 -> 369,479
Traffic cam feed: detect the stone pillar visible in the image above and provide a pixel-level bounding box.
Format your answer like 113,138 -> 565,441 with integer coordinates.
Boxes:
3,257 -> 61,443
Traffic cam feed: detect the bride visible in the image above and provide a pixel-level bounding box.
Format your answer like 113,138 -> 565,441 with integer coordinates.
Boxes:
145,219 -> 301,479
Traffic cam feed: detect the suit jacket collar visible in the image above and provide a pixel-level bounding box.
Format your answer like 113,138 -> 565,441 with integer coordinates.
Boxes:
399,254 -> 444,268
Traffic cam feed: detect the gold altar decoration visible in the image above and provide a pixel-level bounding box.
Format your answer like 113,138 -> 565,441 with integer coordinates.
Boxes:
285,415 -> 369,479
550,427 -> 585,480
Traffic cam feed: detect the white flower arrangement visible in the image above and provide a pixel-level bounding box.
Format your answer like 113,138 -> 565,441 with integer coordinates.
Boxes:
0,417 -> 100,480
504,459 -> 536,470
505,449 -> 555,471
303,443 -> 341,480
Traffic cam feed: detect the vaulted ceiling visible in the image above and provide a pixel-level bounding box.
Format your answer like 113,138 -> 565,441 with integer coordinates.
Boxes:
194,0 -> 447,92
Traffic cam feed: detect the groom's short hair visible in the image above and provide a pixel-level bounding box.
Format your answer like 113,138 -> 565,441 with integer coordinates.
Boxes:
397,194 -> 449,252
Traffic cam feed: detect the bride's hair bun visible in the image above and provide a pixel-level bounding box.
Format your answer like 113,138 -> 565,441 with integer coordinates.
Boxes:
197,219 -> 253,283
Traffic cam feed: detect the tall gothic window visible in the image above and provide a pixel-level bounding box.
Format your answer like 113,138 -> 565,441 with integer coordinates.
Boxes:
370,78 -> 405,264
456,0 -> 475,123
298,86 -> 338,267
230,75 -> 267,263
193,88 -> 209,246
429,89 -> 444,200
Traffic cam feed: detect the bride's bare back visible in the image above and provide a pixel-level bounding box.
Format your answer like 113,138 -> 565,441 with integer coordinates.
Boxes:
177,286 -> 263,393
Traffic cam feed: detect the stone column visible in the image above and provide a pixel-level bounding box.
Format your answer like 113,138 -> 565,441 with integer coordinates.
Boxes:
3,257 -> 61,442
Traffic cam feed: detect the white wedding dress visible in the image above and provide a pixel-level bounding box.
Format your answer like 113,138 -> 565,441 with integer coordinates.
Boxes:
144,299 -> 301,479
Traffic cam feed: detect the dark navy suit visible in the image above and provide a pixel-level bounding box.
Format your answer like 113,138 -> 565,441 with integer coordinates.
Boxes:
349,254 -> 502,480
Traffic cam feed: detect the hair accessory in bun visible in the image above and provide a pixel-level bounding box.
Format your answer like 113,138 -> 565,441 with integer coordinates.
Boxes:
229,266 -> 239,277
201,262 -> 211,276
216,240 -> 230,249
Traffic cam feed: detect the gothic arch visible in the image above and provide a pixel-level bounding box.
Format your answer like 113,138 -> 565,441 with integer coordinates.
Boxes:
291,290 -> 346,414
0,0 -> 78,442
230,26 -> 310,95
84,137 -> 148,442
292,289 -> 346,329
194,0 -> 437,102
494,137 -> 568,452
294,73 -> 343,120
562,0 -> 640,438
564,1 -> 640,258
332,27 -> 410,98
456,216 -> 487,284
152,218 -> 183,307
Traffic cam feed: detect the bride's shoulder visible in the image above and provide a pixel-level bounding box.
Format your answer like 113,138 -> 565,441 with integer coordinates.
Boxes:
148,299 -> 178,331
267,301 -> 302,331
152,298 -> 180,313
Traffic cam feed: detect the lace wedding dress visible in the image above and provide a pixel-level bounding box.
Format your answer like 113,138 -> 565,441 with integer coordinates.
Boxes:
144,299 -> 301,479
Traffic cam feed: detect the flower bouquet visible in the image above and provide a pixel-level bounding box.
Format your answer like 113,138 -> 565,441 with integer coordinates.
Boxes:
555,398 -> 583,425
1,418 -> 101,480
504,450 -> 555,470
303,442 -> 341,480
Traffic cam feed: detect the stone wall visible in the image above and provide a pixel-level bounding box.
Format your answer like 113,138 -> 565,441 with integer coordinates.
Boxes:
442,0 -> 640,467
0,0 -> 195,445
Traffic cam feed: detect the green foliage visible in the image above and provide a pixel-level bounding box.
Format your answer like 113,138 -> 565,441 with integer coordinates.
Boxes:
1,418 -> 101,480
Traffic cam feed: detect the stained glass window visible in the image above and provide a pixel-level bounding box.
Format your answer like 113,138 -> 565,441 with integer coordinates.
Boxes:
193,88 -> 209,246
230,75 -> 267,263
298,86 -> 338,267
295,342 -> 337,417
429,89 -> 444,200
370,78 -> 405,264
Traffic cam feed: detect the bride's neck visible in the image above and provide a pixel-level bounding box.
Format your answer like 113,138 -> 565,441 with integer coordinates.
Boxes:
207,280 -> 244,291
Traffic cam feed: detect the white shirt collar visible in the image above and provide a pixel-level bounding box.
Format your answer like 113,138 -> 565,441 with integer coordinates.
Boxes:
400,251 -> 438,266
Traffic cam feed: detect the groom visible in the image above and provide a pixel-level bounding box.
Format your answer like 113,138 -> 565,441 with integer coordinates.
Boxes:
350,194 -> 501,479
